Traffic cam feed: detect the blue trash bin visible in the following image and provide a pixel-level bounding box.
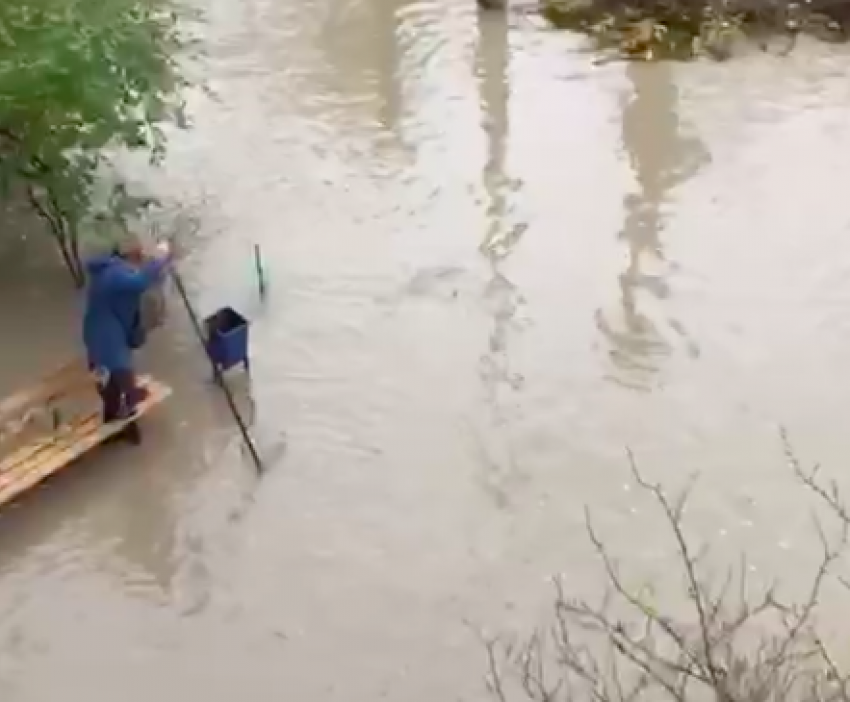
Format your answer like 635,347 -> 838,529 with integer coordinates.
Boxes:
204,307 -> 250,375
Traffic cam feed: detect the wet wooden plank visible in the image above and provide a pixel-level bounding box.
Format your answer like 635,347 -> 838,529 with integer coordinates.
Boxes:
0,377 -> 172,508
0,374 -> 163,481
0,359 -> 98,460
0,359 -> 92,427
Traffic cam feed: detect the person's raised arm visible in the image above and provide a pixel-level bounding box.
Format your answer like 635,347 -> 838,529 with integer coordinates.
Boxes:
109,252 -> 171,294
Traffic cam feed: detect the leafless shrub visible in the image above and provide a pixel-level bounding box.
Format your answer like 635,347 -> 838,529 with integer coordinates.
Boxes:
482,430 -> 850,702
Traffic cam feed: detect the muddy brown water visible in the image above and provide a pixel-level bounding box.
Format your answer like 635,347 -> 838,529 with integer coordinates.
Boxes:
3,1 -> 850,700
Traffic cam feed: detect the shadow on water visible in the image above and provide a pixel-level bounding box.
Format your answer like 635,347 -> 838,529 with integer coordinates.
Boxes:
0,431 -> 179,594
370,0 -> 403,133
314,0 -> 404,140
0,344 -> 257,616
472,7 -> 529,509
595,62 -> 709,391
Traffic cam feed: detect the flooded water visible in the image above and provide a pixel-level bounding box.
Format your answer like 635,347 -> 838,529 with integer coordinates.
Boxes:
4,1 -> 850,699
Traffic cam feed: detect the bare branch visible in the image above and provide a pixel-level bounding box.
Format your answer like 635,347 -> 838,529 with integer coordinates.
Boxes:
625,450 -> 723,693
25,185 -> 84,286
813,636 -> 850,702
485,635 -> 510,702
582,509 -> 709,685
483,439 -> 850,702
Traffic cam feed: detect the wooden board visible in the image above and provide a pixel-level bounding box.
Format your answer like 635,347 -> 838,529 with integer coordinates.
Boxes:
0,376 -> 172,508
0,360 -> 102,463
0,360 -> 91,428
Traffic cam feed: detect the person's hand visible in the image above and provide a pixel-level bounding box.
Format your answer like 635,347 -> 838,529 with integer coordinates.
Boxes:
155,240 -> 172,260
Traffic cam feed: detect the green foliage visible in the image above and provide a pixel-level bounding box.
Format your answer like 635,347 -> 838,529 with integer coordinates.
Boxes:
0,0 -> 189,284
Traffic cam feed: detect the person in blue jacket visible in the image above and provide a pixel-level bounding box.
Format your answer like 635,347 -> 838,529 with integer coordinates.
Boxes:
82,239 -> 171,445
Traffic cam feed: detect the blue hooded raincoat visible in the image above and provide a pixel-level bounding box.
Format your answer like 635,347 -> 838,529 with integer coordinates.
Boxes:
82,254 -> 169,373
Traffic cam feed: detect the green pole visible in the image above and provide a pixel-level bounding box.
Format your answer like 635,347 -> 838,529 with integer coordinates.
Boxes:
254,243 -> 267,300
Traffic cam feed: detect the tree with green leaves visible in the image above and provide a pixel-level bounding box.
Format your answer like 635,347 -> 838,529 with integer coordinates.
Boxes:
0,0 -> 190,285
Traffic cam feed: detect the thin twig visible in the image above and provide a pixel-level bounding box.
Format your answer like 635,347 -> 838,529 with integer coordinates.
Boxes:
483,437 -> 850,702
582,510 -> 708,684
625,450 -> 723,693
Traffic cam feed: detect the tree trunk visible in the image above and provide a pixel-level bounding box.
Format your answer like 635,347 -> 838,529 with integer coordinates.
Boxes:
26,186 -> 85,288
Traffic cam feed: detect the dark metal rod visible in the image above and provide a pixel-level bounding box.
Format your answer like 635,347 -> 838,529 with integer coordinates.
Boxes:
168,265 -> 264,474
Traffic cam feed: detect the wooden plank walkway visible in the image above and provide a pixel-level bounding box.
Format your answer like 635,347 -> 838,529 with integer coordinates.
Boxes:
0,360 -> 91,436
0,362 -> 171,509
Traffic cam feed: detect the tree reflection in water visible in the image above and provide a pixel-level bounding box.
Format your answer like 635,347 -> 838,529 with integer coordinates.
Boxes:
596,62 -> 707,391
